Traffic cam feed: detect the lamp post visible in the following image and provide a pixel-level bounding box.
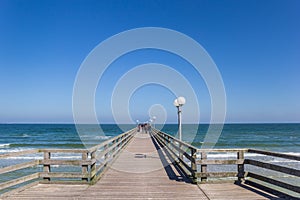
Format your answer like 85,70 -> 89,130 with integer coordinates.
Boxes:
152,116 -> 156,128
173,96 -> 186,141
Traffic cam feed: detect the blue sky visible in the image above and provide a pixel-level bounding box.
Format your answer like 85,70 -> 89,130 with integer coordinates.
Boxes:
0,0 -> 299,123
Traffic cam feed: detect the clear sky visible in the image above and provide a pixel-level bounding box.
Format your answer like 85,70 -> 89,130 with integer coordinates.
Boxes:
0,0 -> 299,124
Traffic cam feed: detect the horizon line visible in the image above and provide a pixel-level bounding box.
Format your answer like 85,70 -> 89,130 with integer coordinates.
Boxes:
1,122 -> 300,125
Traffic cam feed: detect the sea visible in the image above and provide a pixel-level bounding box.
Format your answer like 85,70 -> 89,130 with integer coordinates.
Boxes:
1,123 -> 299,153
0,123 -> 299,195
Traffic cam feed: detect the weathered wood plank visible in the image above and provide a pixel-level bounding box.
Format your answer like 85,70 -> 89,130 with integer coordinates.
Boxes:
39,172 -> 89,178
197,159 -> 244,165
88,129 -> 135,153
39,149 -> 89,154
153,130 -> 197,152
0,181 -> 39,199
197,149 -> 248,153
246,159 -> 300,176
153,132 -> 193,176
0,149 -> 39,159
39,180 -> 89,185
0,160 -> 38,174
247,172 -> 300,193
248,149 -> 300,161
0,173 -> 39,190
95,132 -> 132,160
196,172 -> 238,178
39,158 -> 96,166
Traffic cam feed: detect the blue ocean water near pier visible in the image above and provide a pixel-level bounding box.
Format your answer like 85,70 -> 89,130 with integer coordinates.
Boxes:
0,123 -> 299,154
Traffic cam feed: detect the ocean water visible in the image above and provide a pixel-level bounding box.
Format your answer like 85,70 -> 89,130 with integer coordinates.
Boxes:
0,123 -> 299,154
0,124 -> 135,153
0,123 -> 299,195
161,123 -> 300,153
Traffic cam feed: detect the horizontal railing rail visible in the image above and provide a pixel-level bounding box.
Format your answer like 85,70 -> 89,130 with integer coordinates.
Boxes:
39,148 -> 91,184
0,128 -> 136,194
152,128 -> 300,198
0,150 -> 42,195
152,129 -> 197,182
245,149 -> 300,197
196,148 -> 247,182
89,128 -> 135,183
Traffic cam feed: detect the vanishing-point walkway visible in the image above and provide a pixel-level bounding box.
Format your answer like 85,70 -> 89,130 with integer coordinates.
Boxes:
2,132 -> 283,199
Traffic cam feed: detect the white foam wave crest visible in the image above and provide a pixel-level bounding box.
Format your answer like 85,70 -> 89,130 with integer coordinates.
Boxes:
0,147 -> 33,153
80,135 -> 111,140
196,152 -> 300,160
7,155 -> 82,160
0,143 -> 10,148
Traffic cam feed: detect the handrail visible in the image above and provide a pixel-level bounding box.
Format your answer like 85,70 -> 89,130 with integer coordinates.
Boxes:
88,128 -> 135,183
245,149 -> 300,197
0,127 -> 136,194
153,129 -> 198,151
0,150 -> 41,194
248,148 -> 300,161
0,149 -> 40,159
152,128 -> 197,182
151,128 -> 300,198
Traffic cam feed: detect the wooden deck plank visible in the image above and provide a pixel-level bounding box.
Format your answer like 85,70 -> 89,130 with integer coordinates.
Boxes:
199,183 -> 286,200
1,131 -> 287,200
81,133 -> 207,199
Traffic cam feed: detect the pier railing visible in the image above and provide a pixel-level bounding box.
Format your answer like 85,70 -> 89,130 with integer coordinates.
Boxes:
1,128 -> 299,198
0,128 -> 136,194
152,129 -> 198,182
152,129 -> 300,198
245,149 -> 300,197
0,149 -> 41,195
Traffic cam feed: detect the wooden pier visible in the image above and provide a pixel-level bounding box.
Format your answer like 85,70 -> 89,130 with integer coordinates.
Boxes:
0,128 -> 299,199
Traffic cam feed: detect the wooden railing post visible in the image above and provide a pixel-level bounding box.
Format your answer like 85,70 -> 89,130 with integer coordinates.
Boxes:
90,151 -> 96,181
43,151 -> 51,182
112,139 -> 116,158
201,152 -> 207,183
237,150 -> 245,181
82,152 -> 89,182
104,144 -> 108,166
191,148 -> 197,183
170,137 -> 174,152
179,143 -> 183,161
117,138 -> 120,148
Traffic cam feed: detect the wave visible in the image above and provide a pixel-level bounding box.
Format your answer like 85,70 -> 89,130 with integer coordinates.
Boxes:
197,152 -> 300,160
0,143 -> 10,148
80,135 -> 111,140
0,147 -> 35,153
7,155 -> 82,160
